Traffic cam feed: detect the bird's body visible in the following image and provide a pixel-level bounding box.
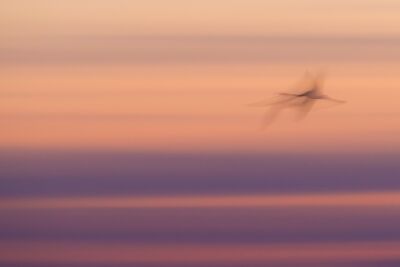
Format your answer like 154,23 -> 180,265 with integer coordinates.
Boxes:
299,88 -> 324,99
281,86 -> 344,102
249,72 -> 345,128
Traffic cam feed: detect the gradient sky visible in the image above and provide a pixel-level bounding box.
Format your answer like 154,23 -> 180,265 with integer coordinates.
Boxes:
1,1 -> 400,266
2,0 -> 400,153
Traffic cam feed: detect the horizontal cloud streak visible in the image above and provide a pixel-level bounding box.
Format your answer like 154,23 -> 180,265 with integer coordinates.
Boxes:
2,192 -> 400,209
2,241 -> 400,264
2,35 -> 400,65
0,112 -> 241,122
2,206 -> 400,244
1,152 -> 399,197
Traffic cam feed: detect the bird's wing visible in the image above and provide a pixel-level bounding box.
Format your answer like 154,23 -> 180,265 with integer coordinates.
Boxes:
289,71 -> 315,94
312,71 -> 326,94
322,95 -> 346,104
260,106 -> 283,129
296,98 -> 316,120
248,94 -> 299,107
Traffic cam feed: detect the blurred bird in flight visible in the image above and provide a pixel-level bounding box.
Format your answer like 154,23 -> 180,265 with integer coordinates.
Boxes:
249,71 -> 346,128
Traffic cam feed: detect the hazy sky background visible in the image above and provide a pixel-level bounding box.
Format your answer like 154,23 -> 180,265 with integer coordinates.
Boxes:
1,0 -> 400,153
1,0 -> 400,266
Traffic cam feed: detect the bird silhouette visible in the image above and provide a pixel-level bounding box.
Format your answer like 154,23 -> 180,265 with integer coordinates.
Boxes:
249,72 -> 346,128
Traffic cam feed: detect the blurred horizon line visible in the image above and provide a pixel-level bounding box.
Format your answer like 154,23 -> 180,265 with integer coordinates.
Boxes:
2,191 -> 400,209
